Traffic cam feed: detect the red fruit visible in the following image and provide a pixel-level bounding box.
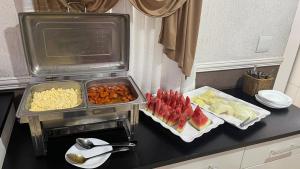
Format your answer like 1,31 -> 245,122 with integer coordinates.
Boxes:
146,93 -> 152,102
146,93 -> 152,109
167,112 -> 180,126
163,110 -> 171,123
148,97 -> 156,112
189,106 -> 211,130
158,104 -> 167,120
162,91 -> 168,103
185,96 -> 191,107
157,89 -> 163,99
171,99 -> 177,109
183,105 -> 194,119
166,93 -> 172,106
169,90 -> 174,100
176,114 -> 187,133
154,99 -> 162,115
194,106 -> 202,116
173,91 -> 179,102
175,107 -> 181,115
179,95 -> 185,106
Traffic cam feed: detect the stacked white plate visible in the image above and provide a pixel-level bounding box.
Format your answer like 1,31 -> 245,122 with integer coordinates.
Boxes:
255,90 -> 293,109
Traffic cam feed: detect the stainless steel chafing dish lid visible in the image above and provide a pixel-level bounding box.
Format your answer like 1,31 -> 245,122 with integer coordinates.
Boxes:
19,13 -> 129,77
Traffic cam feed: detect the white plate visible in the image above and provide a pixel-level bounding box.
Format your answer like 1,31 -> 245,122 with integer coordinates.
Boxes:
255,94 -> 290,109
184,86 -> 271,130
258,90 -> 292,106
65,138 -> 112,169
141,105 -> 224,143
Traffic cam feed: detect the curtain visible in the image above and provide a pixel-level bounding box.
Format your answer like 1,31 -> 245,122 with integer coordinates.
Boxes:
129,0 -> 202,76
33,0 -> 119,12
127,5 -> 196,93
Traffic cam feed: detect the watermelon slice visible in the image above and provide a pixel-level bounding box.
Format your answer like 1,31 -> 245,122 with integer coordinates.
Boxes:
166,92 -> 172,106
185,96 -> 191,107
158,104 -> 167,120
162,91 -> 167,102
163,110 -> 171,123
146,93 -> 152,102
157,89 -> 163,99
179,95 -> 185,107
170,99 -> 177,109
167,107 -> 181,126
148,98 -> 156,112
169,90 -> 174,100
189,106 -> 211,130
146,93 -> 152,109
183,104 -> 194,119
176,114 -> 187,133
154,99 -> 162,116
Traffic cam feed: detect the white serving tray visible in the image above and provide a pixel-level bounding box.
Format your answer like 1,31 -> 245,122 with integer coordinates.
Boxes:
141,105 -> 224,143
184,86 -> 271,130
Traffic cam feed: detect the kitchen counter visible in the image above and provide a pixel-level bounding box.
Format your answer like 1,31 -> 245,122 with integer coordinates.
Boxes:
3,88 -> 300,169
0,92 -> 13,135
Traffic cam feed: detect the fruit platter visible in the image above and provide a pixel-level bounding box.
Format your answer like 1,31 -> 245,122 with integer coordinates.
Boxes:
184,86 -> 271,130
141,89 -> 224,142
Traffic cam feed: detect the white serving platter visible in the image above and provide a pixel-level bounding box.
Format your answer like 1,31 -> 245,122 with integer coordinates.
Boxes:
141,106 -> 224,143
184,86 -> 271,130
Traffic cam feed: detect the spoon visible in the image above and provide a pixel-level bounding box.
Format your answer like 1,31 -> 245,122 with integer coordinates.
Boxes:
67,147 -> 130,164
76,138 -> 137,149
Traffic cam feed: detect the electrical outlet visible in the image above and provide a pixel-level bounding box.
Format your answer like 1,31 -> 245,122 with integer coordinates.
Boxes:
256,35 -> 273,53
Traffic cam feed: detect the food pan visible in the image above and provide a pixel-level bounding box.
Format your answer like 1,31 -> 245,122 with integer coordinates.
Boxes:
85,76 -> 145,110
17,80 -> 87,123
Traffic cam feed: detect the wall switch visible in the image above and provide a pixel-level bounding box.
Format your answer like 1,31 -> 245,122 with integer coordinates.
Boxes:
256,35 -> 273,53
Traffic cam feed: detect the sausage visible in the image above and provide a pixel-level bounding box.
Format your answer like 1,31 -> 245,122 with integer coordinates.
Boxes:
88,84 -> 134,105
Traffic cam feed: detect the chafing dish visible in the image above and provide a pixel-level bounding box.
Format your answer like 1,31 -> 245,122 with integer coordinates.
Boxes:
16,13 -> 146,156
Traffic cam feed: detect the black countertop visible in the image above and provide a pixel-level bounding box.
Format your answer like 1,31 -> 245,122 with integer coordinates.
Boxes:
0,92 -> 13,135
3,89 -> 300,169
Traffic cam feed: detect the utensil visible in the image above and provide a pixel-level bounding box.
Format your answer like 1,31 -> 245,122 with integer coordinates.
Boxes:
76,138 -> 137,149
67,147 -> 130,164
240,117 -> 259,128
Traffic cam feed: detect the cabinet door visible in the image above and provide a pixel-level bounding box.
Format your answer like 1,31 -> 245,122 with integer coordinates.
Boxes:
241,134 -> 300,168
244,152 -> 300,169
157,148 -> 244,169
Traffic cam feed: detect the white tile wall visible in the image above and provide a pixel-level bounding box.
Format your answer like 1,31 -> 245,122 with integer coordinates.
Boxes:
285,49 -> 300,108
286,83 -> 299,102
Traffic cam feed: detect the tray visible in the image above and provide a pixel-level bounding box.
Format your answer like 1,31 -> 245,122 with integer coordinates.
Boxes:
184,86 -> 271,130
141,105 -> 224,143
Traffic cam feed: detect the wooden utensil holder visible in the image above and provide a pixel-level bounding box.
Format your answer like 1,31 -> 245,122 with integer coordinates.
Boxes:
242,73 -> 274,96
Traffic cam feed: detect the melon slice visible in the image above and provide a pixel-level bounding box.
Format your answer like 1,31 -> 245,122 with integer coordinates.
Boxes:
183,104 -> 194,119
189,106 -> 211,130
176,114 -> 187,133
148,98 -> 156,113
167,107 -> 180,126
157,89 -> 163,99
157,104 -> 167,120
154,98 -> 161,116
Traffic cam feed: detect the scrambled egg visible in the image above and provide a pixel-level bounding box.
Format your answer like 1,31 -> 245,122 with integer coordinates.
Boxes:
30,88 -> 81,112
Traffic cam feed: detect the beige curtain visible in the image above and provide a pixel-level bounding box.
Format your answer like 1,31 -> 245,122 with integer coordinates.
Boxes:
129,0 -> 202,76
33,0 -> 119,12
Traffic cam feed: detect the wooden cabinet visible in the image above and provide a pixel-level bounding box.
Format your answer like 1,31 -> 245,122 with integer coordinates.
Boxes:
157,148 -> 244,169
